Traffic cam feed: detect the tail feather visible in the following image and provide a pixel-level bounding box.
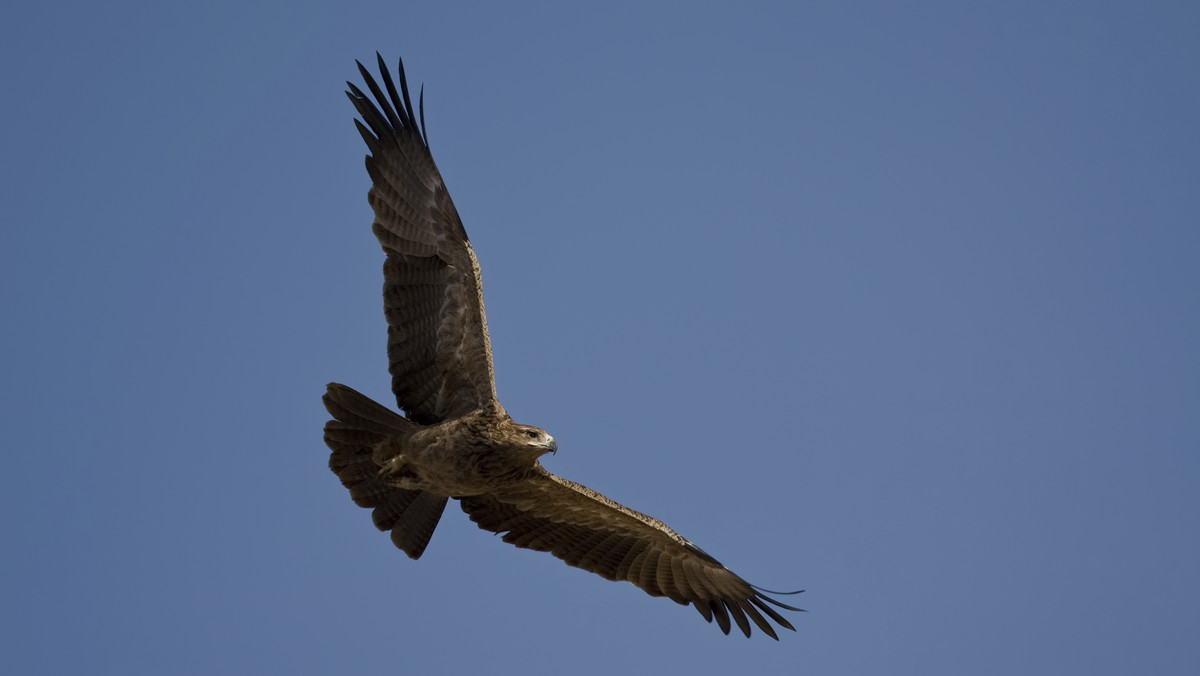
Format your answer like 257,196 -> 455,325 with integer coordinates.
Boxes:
322,382 -> 447,559
323,383 -> 411,435
386,492 -> 448,556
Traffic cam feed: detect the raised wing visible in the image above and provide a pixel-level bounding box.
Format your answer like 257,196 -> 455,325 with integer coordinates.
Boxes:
347,55 -> 498,424
459,469 -> 803,639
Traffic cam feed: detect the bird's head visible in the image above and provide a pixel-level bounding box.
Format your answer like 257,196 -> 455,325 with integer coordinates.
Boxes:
504,421 -> 557,458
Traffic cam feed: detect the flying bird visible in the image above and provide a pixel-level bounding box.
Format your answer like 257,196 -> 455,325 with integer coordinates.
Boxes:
323,54 -> 802,639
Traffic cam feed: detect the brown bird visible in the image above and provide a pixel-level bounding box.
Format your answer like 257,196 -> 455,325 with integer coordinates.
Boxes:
324,54 -> 802,639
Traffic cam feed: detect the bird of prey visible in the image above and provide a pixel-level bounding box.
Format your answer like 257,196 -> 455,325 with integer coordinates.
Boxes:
323,54 -> 802,639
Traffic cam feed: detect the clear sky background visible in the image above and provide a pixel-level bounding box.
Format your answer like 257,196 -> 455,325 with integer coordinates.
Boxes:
3,1 -> 1198,674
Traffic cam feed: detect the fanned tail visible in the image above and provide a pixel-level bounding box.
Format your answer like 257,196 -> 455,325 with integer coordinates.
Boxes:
322,383 -> 447,559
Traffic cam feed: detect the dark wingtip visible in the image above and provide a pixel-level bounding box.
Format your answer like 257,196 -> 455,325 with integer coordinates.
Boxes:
751,584 -> 806,596
751,585 -> 806,613
418,84 -> 429,148
349,54 -> 430,152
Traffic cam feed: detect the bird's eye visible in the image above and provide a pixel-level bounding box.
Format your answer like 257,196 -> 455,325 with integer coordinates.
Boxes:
523,429 -> 539,439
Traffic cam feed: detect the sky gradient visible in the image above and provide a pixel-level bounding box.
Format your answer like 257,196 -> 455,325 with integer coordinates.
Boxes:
3,2 -> 1199,674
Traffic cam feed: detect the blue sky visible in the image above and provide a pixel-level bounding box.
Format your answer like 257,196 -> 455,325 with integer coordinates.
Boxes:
3,1 -> 1198,673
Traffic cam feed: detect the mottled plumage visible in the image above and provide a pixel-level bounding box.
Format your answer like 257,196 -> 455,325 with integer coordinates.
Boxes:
323,54 -> 802,638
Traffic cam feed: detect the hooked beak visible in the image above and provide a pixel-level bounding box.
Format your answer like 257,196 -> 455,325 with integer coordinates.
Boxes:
544,436 -> 557,455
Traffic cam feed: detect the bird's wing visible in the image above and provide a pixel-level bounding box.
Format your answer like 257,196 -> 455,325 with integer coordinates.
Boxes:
459,468 -> 802,639
347,55 -> 498,424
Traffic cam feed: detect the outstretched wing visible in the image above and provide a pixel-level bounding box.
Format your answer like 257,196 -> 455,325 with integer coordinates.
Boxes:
347,55 -> 498,424
459,469 -> 803,639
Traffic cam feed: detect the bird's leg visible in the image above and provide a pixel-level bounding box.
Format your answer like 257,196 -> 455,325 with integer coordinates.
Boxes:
379,453 -> 420,487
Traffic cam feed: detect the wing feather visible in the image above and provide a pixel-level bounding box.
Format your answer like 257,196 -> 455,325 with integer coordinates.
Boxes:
738,598 -> 778,640
636,550 -> 664,597
458,469 -> 802,638
726,599 -> 751,638
709,600 -> 732,635
750,596 -> 797,631
348,56 -> 497,423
